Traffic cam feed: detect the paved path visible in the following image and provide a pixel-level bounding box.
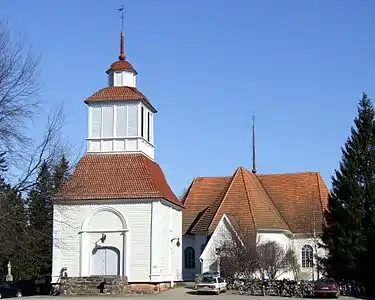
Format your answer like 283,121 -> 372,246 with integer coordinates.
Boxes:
22,287 -> 361,300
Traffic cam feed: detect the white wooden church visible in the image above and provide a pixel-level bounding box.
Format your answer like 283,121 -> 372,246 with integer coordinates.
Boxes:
51,31 -> 183,285
52,25 -> 329,287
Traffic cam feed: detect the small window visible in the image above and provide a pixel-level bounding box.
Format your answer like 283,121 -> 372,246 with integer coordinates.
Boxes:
140,106 -> 144,137
301,245 -> 313,268
184,247 -> 195,269
147,112 -> 151,142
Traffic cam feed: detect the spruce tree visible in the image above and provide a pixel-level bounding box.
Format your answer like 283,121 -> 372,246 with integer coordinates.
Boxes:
27,161 -> 53,276
52,154 -> 70,195
321,93 -> 375,286
0,153 -> 30,279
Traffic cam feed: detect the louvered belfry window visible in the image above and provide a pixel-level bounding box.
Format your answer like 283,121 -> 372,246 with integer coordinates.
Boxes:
91,107 -> 101,138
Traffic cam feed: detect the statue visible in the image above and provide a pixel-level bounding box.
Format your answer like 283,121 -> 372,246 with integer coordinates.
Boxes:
5,261 -> 13,282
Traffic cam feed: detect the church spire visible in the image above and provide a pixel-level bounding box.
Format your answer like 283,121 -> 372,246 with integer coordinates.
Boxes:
252,113 -> 257,174
118,5 -> 125,61
105,5 -> 137,80
119,31 -> 125,61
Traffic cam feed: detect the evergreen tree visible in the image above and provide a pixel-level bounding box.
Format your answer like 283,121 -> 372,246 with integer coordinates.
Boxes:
27,161 -> 53,276
52,154 -> 70,195
0,153 -> 30,279
321,93 -> 375,286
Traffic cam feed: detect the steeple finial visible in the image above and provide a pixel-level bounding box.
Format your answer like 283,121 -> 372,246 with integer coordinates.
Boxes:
252,112 -> 257,174
118,5 -> 125,61
119,32 -> 125,61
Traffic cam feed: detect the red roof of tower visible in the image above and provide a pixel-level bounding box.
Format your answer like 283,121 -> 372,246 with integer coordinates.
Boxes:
58,153 -> 183,208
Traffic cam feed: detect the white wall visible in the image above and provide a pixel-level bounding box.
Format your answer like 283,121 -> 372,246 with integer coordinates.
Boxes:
200,217 -> 235,275
181,225 -> 326,281
53,200 -> 153,282
292,236 -> 325,281
256,231 -> 294,280
256,232 -> 324,280
150,202 -> 182,283
52,199 -> 182,284
171,206 -> 183,282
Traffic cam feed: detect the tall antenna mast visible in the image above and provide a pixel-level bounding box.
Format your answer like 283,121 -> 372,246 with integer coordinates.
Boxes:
252,112 -> 257,174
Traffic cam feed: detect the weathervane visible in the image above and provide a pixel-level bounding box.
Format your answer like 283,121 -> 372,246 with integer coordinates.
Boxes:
118,4 -> 124,32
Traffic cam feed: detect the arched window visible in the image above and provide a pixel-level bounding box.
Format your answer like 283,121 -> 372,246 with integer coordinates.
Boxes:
184,247 -> 195,269
301,245 -> 313,268
201,244 -> 205,254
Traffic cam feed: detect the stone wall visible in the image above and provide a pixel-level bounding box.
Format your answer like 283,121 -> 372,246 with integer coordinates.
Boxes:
128,282 -> 171,293
60,276 -> 128,295
59,277 -> 175,295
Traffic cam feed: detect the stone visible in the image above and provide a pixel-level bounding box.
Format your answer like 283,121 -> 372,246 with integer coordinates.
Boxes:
60,276 -> 129,295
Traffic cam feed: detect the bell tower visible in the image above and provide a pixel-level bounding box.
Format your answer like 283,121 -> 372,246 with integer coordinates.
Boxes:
85,31 -> 156,159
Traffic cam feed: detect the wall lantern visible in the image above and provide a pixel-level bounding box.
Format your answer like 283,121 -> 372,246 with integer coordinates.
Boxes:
171,237 -> 180,247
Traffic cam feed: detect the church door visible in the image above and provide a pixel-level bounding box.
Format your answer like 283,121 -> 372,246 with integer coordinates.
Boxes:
92,247 -> 120,276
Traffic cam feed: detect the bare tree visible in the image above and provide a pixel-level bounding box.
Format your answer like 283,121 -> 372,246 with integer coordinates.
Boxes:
210,216 -> 258,282
256,240 -> 299,280
0,21 -> 78,193
0,21 -> 39,158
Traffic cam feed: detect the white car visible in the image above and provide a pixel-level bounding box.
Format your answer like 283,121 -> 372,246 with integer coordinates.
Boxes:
196,276 -> 227,295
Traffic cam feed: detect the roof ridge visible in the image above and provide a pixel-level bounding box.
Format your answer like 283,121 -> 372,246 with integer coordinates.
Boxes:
182,178 -> 197,205
240,167 -> 257,229
259,171 -> 320,176
243,169 -> 291,230
207,168 -> 240,232
198,175 -> 230,178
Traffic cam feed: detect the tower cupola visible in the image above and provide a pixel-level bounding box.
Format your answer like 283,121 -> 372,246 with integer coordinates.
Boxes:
106,31 -> 137,87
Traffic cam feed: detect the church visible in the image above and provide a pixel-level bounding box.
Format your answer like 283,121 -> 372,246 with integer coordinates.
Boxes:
181,167 -> 329,281
52,24 -> 329,289
51,31 -> 183,288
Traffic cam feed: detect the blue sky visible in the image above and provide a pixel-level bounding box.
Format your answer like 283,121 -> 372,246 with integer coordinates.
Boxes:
1,0 -> 375,196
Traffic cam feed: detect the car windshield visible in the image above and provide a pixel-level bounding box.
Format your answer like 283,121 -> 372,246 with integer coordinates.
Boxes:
0,282 -> 12,288
315,279 -> 336,285
201,277 -> 216,283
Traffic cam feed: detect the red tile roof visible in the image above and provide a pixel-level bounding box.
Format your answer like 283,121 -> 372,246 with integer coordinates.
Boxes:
258,172 -> 328,234
182,168 -> 328,235
106,60 -> 137,75
84,86 -> 157,112
59,153 -> 183,208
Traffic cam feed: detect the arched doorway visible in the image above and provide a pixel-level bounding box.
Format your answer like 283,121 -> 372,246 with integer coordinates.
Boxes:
80,207 -> 128,277
92,246 -> 120,276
